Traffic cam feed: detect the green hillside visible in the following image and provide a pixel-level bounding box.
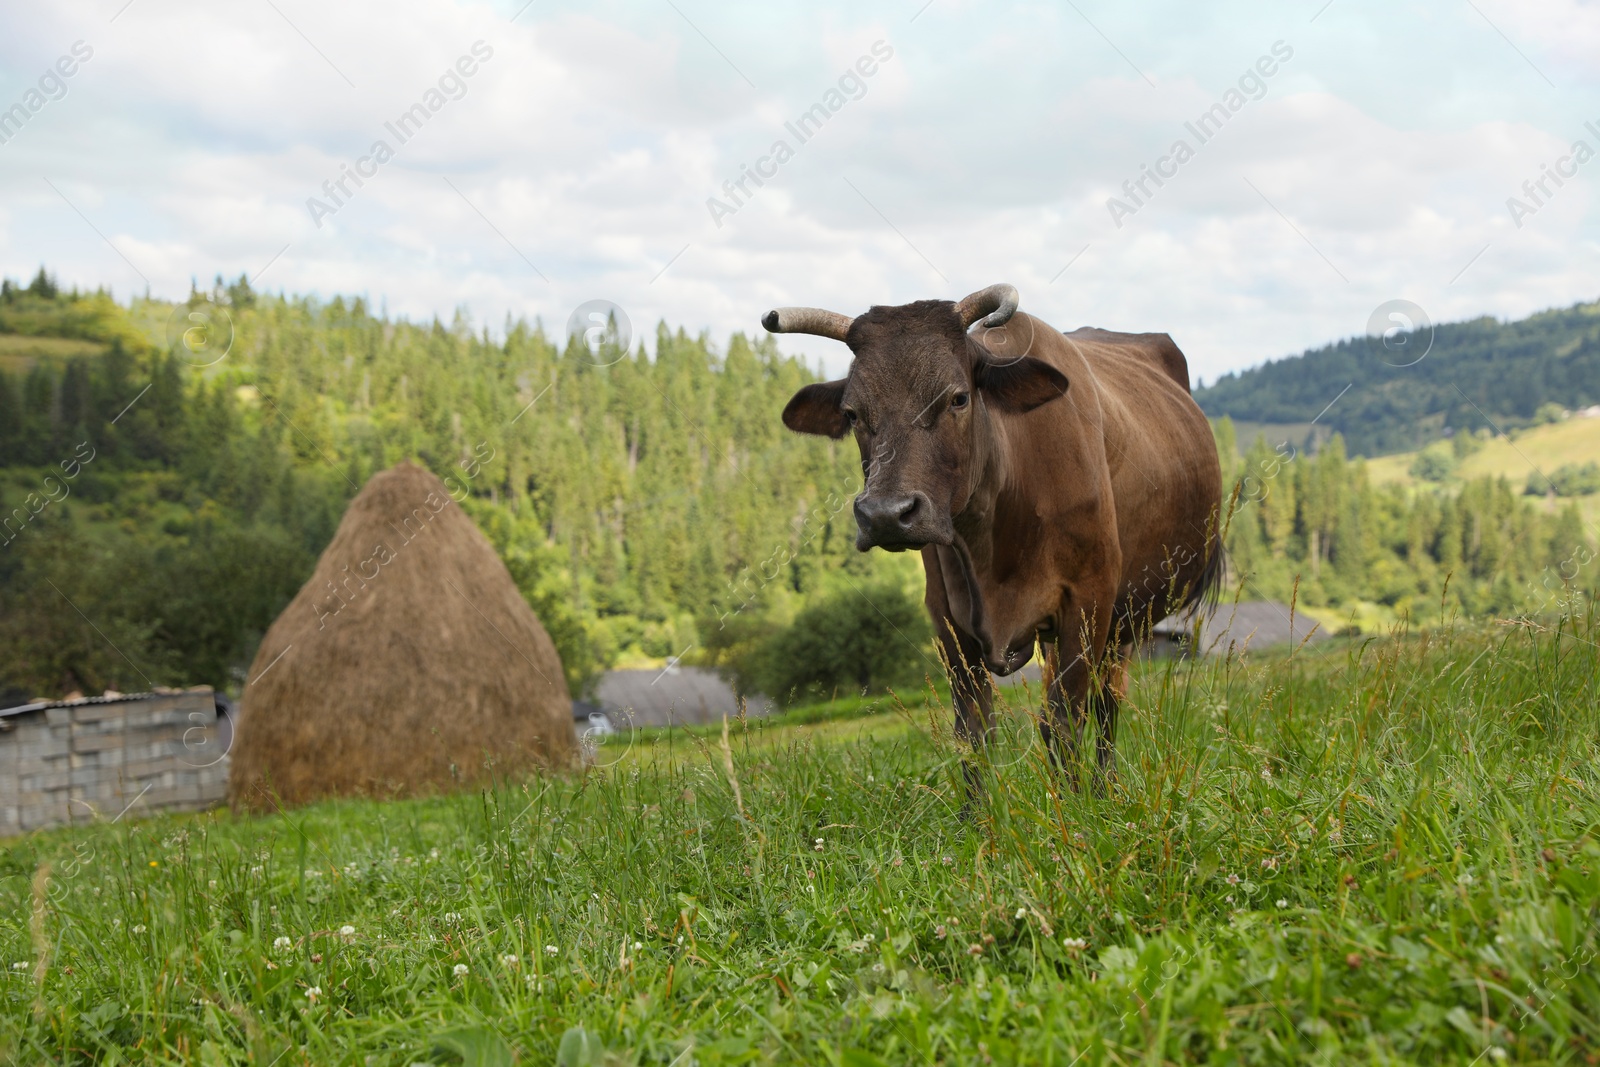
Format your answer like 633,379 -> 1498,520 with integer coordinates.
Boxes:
0,271 -> 880,701
1195,298 -> 1600,456
1,270 -> 1594,702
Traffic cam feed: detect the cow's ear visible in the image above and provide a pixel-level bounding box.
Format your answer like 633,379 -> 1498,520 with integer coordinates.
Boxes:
975,356 -> 1069,413
782,379 -> 850,437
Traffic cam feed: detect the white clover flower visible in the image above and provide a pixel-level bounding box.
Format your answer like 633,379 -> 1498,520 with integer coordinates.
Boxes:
1226,874 -> 1240,885
1276,899 -> 1289,908
443,912 -> 461,924
814,838 -> 824,852
305,986 -> 321,1003
1062,937 -> 1088,952
632,942 -> 643,950
502,954 -> 519,967
273,936 -> 292,951
10,962 -> 26,971
131,924 -> 146,934
1015,908 -> 1027,920
545,945 -> 559,955
453,964 -> 469,977
339,925 -> 355,937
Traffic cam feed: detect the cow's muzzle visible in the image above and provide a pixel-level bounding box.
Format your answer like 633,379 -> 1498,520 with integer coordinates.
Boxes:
853,491 -> 950,551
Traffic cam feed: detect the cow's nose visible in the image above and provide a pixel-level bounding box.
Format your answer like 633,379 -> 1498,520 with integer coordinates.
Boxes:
854,492 -> 927,549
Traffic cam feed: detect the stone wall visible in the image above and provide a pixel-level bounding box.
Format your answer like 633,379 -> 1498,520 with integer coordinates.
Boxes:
0,690 -> 229,837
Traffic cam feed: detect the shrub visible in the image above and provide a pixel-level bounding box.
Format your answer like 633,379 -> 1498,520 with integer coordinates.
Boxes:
733,576 -> 932,707
1409,443 -> 1455,481
1526,461 -> 1600,497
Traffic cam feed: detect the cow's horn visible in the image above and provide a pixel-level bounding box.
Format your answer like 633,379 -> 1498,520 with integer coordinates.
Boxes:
762,307 -> 854,341
956,283 -> 1019,329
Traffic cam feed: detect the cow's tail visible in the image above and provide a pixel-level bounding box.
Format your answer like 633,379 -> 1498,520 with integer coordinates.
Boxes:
1178,497 -> 1230,619
1186,534 -> 1227,616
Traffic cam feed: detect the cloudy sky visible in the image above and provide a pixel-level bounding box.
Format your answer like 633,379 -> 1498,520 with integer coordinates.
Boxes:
1,0 -> 1597,381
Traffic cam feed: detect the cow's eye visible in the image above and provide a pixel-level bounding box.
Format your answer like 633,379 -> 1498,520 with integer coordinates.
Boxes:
950,392 -> 970,411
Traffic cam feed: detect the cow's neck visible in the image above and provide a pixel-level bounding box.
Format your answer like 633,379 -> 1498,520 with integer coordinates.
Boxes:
938,401 -> 1033,672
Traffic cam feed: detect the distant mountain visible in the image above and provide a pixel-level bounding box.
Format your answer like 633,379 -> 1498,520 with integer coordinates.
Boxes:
1194,299 -> 1600,457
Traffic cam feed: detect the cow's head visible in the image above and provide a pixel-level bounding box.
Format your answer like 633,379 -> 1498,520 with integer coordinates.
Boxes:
769,284 -> 1069,552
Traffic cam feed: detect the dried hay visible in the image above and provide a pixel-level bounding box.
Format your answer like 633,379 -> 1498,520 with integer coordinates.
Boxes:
228,461 -> 575,811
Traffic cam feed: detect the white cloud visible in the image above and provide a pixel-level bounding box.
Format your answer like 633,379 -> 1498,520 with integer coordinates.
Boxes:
0,0 -> 1594,382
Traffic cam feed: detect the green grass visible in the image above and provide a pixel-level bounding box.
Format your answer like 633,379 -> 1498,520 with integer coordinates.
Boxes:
3,612 -> 1599,1065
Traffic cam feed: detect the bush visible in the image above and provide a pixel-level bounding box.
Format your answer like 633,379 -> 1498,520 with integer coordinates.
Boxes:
1409,443 -> 1455,482
1526,461 -> 1600,497
732,576 -> 932,707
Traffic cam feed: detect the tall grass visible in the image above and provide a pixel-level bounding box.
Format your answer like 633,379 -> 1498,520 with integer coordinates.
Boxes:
2,608 -> 1597,1064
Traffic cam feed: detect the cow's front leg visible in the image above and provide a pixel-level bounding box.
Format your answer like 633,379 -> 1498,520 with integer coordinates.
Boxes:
923,551 -> 993,810
1041,594 -> 1114,794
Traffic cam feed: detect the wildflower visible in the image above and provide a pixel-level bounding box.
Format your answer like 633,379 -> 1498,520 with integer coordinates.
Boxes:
872,962 -> 885,973
942,856 -> 953,866
339,925 -> 355,937
443,913 -> 461,924
814,838 -> 824,852
892,855 -> 903,868
132,924 -> 146,934
1124,822 -> 1135,831
306,986 -> 321,1003
208,880 -> 217,889
1488,1047 -> 1506,1061
632,942 -> 643,951
936,925 -> 948,940
1225,874 -> 1240,885
545,945 -> 559,955
1261,807 -> 1273,816
10,962 -> 26,971
1062,937 -> 1087,954
249,866 -> 262,877
430,848 -> 440,860
1015,908 -> 1028,920
1225,895 -> 1234,904
310,953 -> 322,963
967,943 -> 984,956
502,954 -> 519,967
1276,899 -> 1288,908
1261,857 -> 1278,870
148,861 -> 158,868
1260,766 -> 1272,780
453,964 -> 469,977
273,937 -> 292,951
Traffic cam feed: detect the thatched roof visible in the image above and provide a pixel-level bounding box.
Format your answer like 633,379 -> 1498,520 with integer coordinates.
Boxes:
228,462 -> 575,811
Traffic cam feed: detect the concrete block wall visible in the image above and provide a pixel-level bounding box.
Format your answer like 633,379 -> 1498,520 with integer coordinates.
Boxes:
0,690 -> 230,837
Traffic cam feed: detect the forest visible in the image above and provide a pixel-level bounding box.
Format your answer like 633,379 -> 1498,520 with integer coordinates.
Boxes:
0,269 -> 1594,701
1194,299 -> 1600,455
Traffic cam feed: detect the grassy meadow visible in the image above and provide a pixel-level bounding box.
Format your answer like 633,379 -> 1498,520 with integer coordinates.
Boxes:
3,610 -> 1599,1066
1363,417 -> 1600,532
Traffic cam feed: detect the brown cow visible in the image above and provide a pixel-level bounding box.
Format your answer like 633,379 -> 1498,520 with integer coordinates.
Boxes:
769,284 -> 1222,795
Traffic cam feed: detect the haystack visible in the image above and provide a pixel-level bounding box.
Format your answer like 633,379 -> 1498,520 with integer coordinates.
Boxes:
228,461 -> 576,811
